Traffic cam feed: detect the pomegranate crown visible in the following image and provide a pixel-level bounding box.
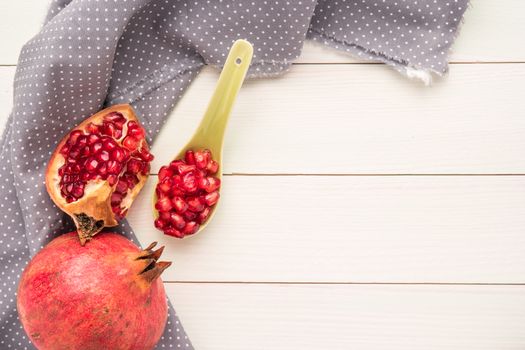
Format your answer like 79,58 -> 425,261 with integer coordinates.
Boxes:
136,242 -> 172,283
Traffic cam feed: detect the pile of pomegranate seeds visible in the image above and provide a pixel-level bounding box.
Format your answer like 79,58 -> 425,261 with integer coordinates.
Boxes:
58,112 -> 154,219
154,149 -> 221,238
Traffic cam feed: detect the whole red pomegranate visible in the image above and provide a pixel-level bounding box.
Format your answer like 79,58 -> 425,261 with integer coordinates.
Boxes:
17,232 -> 171,350
46,105 -> 154,244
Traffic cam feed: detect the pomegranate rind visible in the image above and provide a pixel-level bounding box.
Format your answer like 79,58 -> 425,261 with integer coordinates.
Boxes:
45,104 -> 150,244
17,232 -> 170,350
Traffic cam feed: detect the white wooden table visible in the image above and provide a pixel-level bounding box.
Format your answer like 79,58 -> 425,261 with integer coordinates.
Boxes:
2,1 -> 525,349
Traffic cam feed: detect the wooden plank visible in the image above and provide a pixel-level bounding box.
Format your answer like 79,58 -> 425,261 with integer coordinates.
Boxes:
0,0 -> 524,65
152,63 -> 525,174
0,0 -> 48,65
129,176 -> 525,283
165,283 -> 525,350
3,64 -> 524,174
298,0 -> 525,64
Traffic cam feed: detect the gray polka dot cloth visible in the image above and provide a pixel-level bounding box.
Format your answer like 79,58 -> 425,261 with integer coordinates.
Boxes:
1,0 -> 468,348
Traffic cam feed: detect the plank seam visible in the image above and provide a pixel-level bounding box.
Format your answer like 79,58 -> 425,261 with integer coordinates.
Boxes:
162,281 -> 525,286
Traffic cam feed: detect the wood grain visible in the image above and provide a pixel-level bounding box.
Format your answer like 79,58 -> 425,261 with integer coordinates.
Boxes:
165,283 -> 525,350
152,63 -> 525,174
130,176 -> 525,283
3,64 -> 524,174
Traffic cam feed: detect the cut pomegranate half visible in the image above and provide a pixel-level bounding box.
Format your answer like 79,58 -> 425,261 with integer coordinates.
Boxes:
154,149 -> 221,238
45,104 -> 154,245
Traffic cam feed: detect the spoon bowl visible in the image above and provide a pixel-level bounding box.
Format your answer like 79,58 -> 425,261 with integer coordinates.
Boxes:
153,39 -> 253,237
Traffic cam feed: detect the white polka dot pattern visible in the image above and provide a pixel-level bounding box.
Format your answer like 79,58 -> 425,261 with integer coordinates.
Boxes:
0,0 -> 469,348
309,0 -> 469,76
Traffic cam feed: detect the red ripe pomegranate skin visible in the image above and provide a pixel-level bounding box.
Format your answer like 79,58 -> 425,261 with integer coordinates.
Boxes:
17,232 -> 170,350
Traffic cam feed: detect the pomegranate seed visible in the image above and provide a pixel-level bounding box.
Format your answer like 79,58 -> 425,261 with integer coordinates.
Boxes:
194,150 -> 209,169
204,191 -> 220,206
172,197 -> 188,213
158,166 -> 173,181
111,148 -> 127,162
159,211 -> 171,221
69,149 -> 80,159
181,172 -> 198,192
202,177 -> 221,193
171,187 -> 185,197
107,160 -> 122,175
197,207 -> 211,224
62,174 -> 73,183
183,210 -> 197,221
169,160 -> 185,171
187,196 -> 205,212
101,121 -> 116,137
108,175 -> 118,186
85,158 -> 99,172
154,218 -> 167,230
127,121 -> 145,138
66,196 -> 75,203
127,158 -> 143,174
58,166 -> 66,176
65,183 -> 74,194
158,178 -> 172,193
80,172 -> 91,181
70,183 -> 84,198
122,136 -> 139,150
207,160 -> 219,174
68,130 -> 83,145
97,163 -> 108,176
91,142 -> 103,153
111,192 -> 123,206
87,122 -> 99,134
121,173 -> 138,187
96,150 -> 110,162
198,177 -> 210,190
141,162 -> 150,175
112,205 -> 122,214
169,213 -> 186,229
76,135 -> 88,148
67,164 -> 80,174
105,112 -> 126,128
185,150 -> 195,165
102,138 -> 117,151
164,227 -> 184,238
60,144 -> 70,156
137,147 -> 154,162
88,134 -> 100,145
115,180 -> 128,193
177,164 -> 197,175
155,197 -> 172,212
183,221 -> 200,235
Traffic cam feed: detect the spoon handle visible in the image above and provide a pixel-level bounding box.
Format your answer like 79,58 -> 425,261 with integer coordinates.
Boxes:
193,39 -> 253,146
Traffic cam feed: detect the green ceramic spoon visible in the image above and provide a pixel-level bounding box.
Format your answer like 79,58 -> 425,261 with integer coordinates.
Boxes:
153,39 -> 253,236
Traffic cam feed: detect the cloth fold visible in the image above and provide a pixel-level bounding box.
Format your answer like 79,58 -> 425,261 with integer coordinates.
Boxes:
1,0 -> 468,348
